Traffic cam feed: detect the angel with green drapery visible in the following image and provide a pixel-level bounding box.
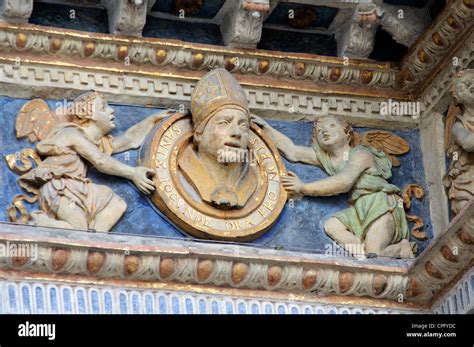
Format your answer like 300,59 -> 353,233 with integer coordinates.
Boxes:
252,114 -> 425,259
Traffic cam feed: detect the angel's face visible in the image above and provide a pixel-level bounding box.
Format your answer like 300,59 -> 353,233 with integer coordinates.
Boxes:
454,72 -> 474,107
315,116 -> 348,150
91,97 -> 116,133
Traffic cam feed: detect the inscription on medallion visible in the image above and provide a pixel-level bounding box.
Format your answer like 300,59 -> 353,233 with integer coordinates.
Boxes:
141,113 -> 287,241
140,68 -> 287,241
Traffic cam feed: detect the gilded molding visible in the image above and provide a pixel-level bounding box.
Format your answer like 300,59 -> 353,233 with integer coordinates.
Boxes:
407,199 -> 474,303
0,22 -> 403,99
0,59 -> 419,129
0,2 -> 469,102
0,198 -> 472,307
420,30 -> 474,116
0,224 -> 410,302
398,0 -> 473,93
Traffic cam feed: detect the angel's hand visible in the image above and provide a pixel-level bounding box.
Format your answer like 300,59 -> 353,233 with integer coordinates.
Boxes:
131,166 -> 156,195
281,171 -> 305,194
251,114 -> 270,129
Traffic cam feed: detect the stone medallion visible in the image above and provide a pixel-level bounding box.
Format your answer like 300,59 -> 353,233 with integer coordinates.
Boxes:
139,112 -> 287,241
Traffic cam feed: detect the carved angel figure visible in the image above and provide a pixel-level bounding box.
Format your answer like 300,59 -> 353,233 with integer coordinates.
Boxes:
253,114 -> 424,259
444,69 -> 474,217
6,91 -> 168,232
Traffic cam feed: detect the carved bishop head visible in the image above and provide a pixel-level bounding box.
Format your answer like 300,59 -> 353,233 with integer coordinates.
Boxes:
191,68 -> 250,140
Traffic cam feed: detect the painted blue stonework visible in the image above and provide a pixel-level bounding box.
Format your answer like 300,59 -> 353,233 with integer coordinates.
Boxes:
21,285 -> 31,314
145,294 -> 154,314
62,287 -> 72,314
104,292 -> 113,314
0,96 -> 432,256
77,289 -> 86,314
34,286 -> 44,314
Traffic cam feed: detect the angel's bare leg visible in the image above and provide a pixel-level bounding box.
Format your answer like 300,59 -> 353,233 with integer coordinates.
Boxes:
364,213 -> 395,255
364,213 -> 413,258
380,239 -> 414,259
324,217 -> 364,256
30,211 -> 75,230
56,197 -> 88,230
91,195 -> 127,232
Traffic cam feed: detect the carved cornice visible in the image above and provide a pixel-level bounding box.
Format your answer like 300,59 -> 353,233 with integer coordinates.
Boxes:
0,2 -> 471,312
0,59 -> 418,129
432,267 -> 474,314
407,200 -> 474,304
0,199 -> 472,309
420,29 -> 474,116
0,269 -> 425,313
398,0 -> 473,94
0,223 -> 413,305
0,2 -> 470,106
0,22 -> 405,100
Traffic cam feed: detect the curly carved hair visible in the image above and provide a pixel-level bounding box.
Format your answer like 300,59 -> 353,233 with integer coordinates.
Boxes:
451,69 -> 474,107
311,115 -> 355,147
70,91 -> 105,125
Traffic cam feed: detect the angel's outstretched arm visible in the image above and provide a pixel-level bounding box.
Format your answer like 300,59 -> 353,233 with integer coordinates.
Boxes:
283,150 -> 373,196
251,115 -> 320,166
61,128 -> 156,194
112,110 -> 173,153
452,122 -> 474,152
303,151 -> 373,196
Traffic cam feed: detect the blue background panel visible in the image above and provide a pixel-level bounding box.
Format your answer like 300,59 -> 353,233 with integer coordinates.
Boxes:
0,97 -> 432,255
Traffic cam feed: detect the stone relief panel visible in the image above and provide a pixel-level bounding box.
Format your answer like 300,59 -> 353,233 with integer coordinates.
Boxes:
5,92 -> 167,232
139,69 -> 287,241
444,69 -> 474,227
0,69 -> 432,259
254,114 -> 426,259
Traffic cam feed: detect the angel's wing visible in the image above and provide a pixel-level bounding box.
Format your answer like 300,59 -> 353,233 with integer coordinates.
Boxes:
15,99 -> 69,143
359,130 -> 410,167
444,102 -> 461,151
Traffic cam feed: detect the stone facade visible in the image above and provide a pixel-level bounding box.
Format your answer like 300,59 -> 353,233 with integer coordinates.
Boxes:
0,1 -> 472,314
